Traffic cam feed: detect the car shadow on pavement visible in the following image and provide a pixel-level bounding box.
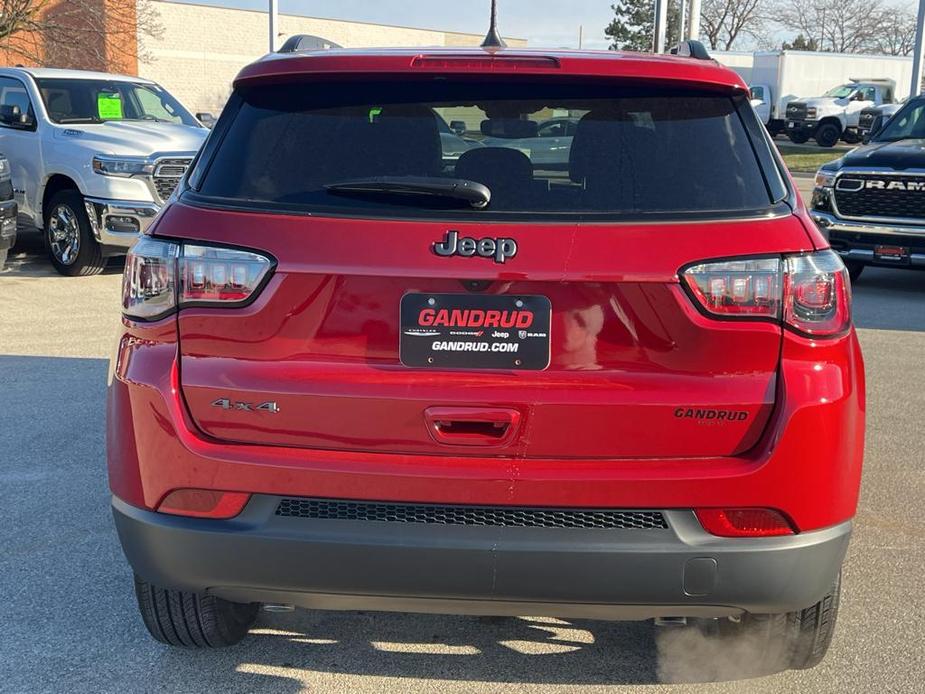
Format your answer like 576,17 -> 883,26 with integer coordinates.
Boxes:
851,267 -> 925,332
149,610 -> 785,688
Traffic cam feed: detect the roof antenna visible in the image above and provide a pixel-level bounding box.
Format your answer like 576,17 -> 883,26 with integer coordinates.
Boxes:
481,0 -> 507,49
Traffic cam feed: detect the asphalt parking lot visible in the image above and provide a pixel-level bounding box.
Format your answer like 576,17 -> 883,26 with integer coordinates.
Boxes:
2,182 -> 924,692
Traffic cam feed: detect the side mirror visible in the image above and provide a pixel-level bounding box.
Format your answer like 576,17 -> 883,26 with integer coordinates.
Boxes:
0,104 -> 33,129
449,120 -> 466,136
196,112 -> 215,128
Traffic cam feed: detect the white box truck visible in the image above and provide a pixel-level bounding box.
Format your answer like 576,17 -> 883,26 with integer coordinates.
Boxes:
748,50 -> 913,145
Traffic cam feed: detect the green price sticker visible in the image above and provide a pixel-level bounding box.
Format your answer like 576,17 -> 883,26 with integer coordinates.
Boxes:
97,93 -> 123,120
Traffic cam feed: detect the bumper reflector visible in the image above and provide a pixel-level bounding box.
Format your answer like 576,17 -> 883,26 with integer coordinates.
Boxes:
157,489 -> 250,519
695,508 -> 795,537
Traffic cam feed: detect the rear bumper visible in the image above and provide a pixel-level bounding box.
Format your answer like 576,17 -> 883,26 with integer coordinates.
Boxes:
113,496 -> 851,619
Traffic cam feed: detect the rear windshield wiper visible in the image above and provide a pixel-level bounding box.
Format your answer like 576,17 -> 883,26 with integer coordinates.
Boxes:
325,176 -> 491,209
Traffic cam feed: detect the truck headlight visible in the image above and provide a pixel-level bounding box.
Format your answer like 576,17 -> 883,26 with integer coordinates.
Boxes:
92,155 -> 153,177
806,108 -> 817,120
0,156 -> 10,180
814,169 -> 837,188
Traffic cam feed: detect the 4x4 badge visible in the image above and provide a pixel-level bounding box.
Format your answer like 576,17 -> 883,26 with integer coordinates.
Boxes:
211,398 -> 280,414
433,230 -> 517,264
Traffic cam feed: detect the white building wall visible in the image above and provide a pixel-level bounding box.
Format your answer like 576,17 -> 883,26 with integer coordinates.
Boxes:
138,0 -> 526,115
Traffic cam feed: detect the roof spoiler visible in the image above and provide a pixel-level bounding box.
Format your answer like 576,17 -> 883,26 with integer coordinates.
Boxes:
670,40 -> 711,61
277,34 -> 343,53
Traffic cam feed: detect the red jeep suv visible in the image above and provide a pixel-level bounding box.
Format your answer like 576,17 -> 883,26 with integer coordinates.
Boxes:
108,41 -> 864,672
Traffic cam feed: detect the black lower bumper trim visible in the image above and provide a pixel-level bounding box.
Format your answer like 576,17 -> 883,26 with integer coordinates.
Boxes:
113,496 -> 851,619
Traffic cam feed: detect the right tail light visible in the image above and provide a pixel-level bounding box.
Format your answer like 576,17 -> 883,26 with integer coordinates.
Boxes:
122,236 -> 274,321
682,249 -> 851,337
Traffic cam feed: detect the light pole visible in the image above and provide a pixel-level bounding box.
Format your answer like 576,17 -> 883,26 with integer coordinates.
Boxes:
688,0 -> 701,41
653,0 -> 668,53
269,0 -> 279,53
911,0 -> 925,97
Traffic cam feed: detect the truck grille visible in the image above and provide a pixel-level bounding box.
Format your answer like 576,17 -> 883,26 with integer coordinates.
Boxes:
858,110 -> 877,133
833,173 -> 925,221
786,102 -> 807,121
152,157 -> 192,203
275,498 -> 669,530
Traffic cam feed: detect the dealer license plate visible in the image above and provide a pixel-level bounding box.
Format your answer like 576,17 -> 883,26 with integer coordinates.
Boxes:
400,293 -> 551,370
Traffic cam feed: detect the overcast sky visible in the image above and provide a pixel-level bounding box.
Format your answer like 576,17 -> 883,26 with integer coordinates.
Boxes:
172,0 -> 617,49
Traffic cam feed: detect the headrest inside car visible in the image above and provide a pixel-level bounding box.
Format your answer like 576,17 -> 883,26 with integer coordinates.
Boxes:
480,119 -> 539,139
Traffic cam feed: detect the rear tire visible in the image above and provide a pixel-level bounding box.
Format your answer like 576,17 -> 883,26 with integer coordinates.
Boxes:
788,572 -> 841,669
713,573 -> 841,674
788,132 -> 810,144
133,575 -> 259,648
44,189 -> 106,276
815,123 -> 841,148
846,261 -> 865,283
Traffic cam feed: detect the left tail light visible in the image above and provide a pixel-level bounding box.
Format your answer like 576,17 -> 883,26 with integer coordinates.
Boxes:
122,237 -> 274,321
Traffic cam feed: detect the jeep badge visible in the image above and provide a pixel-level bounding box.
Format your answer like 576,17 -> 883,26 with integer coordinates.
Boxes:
433,230 -> 517,264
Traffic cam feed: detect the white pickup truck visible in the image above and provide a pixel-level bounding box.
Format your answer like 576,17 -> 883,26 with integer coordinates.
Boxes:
783,79 -> 900,147
0,68 -> 208,275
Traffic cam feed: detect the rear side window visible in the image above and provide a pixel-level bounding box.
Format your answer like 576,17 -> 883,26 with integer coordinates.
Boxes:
195,81 -> 779,220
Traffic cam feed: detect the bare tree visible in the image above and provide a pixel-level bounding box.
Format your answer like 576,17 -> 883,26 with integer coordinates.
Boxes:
0,0 -> 161,70
875,5 -> 917,56
700,0 -> 767,51
778,0 -> 886,54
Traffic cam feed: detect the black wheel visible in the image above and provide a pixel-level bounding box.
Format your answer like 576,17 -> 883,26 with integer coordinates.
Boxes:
133,575 -> 259,648
842,131 -> 860,145
815,123 -> 841,148
44,189 -> 106,276
845,261 -> 864,283
788,132 -> 810,144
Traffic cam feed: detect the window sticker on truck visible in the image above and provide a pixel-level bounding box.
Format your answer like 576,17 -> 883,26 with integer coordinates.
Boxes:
97,92 -> 124,120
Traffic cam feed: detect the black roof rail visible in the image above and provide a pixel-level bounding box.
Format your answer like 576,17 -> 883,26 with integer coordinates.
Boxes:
669,40 -> 711,60
277,34 -> 343,53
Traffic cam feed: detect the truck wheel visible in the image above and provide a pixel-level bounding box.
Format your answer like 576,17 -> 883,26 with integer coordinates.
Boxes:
842,131 -> 860,145
133,575 -> 259,648
846,261 -> 864,282
815,123 -> 841,148
788,132 -> 809,144
44,190 -> 106,276
708,573 -> 841,675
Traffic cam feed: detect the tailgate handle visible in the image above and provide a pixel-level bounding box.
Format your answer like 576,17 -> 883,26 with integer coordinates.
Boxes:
424,407 -> 522,447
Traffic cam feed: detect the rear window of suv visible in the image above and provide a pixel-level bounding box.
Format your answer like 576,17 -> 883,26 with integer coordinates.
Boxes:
192,81 -> 784,220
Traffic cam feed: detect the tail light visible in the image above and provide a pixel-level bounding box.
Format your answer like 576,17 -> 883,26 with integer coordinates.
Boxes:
681,250 -> 851,337
695,508 -> 795,537
157,489 -> 251,519
122,237 -> 274,321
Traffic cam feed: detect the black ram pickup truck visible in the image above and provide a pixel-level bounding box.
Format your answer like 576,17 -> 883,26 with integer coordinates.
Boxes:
811,96 -> 925,281
0,153 -> 17,271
